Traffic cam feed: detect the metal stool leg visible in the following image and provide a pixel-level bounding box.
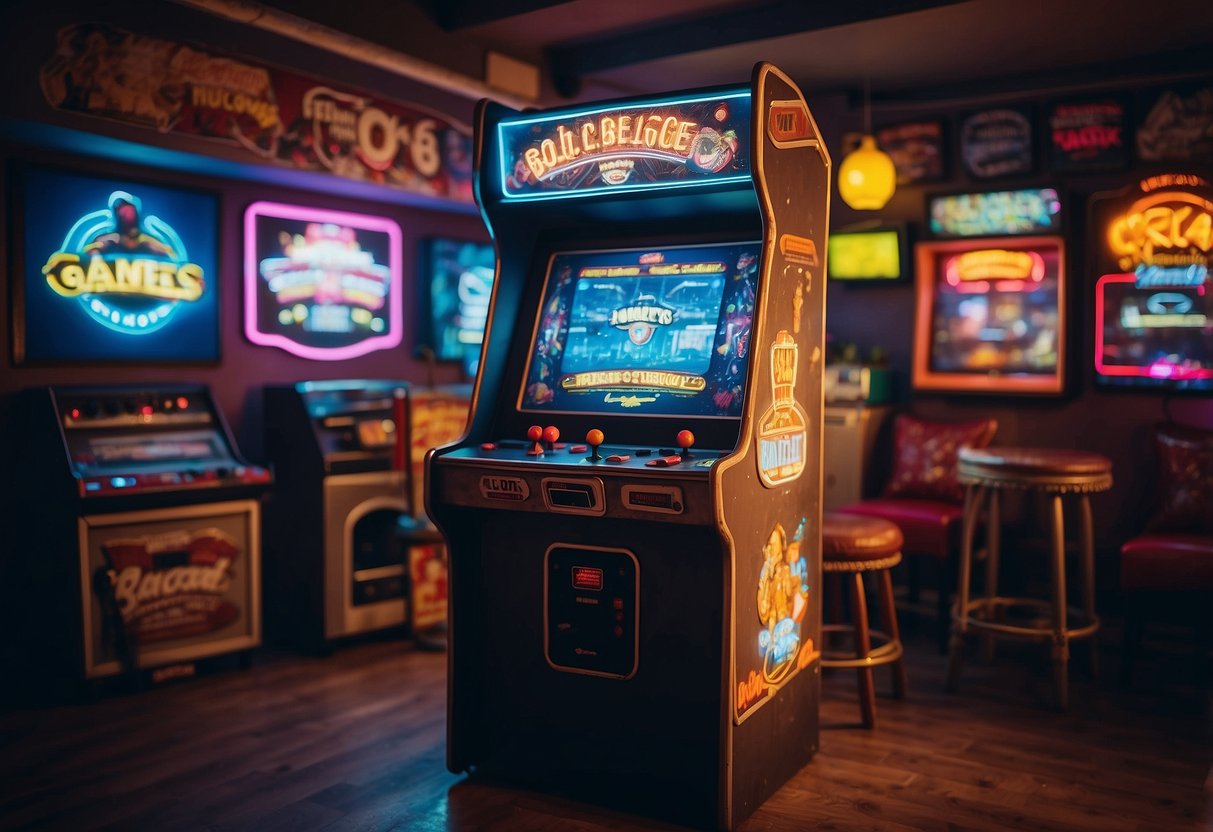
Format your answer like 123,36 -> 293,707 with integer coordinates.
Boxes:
850,571 -> 876,728
1050,494 -> 1070,711
947,484 -> 985,692
981,489 -> 1001,663
877,566 -> 907,699
1079,494 -> 1099,679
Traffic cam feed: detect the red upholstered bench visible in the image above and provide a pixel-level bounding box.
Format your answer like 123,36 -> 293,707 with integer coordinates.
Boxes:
1121,534 -> 1213,593
1119,422 -> 1213,687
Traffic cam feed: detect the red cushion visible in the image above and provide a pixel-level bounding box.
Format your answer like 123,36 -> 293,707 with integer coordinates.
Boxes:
883,414 -> 998,503
1121,533 -> 1213,591
836,498 -> 964,559
1146,423 -> 1213,535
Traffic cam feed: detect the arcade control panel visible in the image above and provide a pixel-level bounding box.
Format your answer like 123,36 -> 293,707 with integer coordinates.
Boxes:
436,427 -> 721,524
51,386 -> 272,499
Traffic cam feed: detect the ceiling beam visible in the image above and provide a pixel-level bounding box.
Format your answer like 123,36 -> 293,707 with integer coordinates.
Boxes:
419,0 -> 577,30
549,0 -> 970,97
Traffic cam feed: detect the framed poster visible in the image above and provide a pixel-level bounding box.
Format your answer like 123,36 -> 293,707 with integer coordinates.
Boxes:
1047,98 -> 1128,172
80,500 -> 261,678
13,164 -> 220,365
1136,84 -> 1213,163
244,201 -> 403,360
960,106 -> 1034,179
876,120 -> 946,184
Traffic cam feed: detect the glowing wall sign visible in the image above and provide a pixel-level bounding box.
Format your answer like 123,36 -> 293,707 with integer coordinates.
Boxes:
18,166 -> 219,364
244,201 -> 403,360
1091,174 -> 1213,390
929,188 -> 1061,238
498,91 -> 751,200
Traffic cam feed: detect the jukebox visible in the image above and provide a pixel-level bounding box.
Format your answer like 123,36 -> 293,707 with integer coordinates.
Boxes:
14,383 -> 271,694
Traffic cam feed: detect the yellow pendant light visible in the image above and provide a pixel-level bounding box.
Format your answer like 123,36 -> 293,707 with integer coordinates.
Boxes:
838,81 -> 896,211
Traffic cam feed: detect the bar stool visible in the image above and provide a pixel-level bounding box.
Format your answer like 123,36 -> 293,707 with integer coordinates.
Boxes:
946,447 -> 1113,710
821,512 -> 908,728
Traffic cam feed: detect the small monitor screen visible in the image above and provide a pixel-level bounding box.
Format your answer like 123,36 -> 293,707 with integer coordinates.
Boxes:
520,242 -> 760,417
913,237 -> 1066,394
1095,272 -> 1213,390
828,228 -> 904,281
424,239 -> 495,363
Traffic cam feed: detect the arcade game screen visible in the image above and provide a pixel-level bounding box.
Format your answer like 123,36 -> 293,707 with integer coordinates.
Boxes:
914,237 -> 1065,393
1095,273 -> 1213,391
520,241 -> 760,417
15,165 -> 219,364
422,238 -> 495,374
827,226 -> 905,282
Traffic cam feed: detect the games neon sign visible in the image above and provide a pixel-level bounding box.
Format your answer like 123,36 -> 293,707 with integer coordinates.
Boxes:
498,91 -> 751,200
244,201 -> 402,360
41,191 -> 205,335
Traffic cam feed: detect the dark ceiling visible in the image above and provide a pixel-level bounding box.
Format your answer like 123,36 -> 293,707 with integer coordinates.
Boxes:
258,0 -> 1213,106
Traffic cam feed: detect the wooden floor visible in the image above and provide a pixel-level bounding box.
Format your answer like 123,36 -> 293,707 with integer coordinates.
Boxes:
1,626 -> 1209,832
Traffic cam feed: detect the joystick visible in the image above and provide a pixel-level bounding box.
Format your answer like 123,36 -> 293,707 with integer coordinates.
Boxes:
527,425 -> 545,456
676,429 -> 695,459
586,429 -> 604,461
543,425 -> 560,452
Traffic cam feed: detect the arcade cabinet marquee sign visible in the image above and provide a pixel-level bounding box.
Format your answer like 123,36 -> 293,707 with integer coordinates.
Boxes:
498,92 -> 753,199
244,202 -> 403,360
16,166 -> 219,364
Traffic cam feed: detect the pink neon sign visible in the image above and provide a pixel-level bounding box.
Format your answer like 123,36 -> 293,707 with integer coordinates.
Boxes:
244,201 -> 403,360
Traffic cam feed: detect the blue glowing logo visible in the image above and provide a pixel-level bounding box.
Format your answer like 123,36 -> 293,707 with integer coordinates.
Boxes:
41,191 -> 205,335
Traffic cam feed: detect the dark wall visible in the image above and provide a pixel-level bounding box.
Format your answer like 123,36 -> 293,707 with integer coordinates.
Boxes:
817,90 -> 1213,555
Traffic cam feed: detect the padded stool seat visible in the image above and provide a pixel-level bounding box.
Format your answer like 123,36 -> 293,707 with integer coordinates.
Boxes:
947,447 -> 1113,710
820,512 -> 907,727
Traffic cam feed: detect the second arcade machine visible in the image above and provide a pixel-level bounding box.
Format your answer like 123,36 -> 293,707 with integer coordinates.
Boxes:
428,64 -> 830,829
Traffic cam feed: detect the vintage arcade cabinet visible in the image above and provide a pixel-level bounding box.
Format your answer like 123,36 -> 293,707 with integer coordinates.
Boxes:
427,64 -> 830,829
15,384 -> 272,694
262,380 -> 467,652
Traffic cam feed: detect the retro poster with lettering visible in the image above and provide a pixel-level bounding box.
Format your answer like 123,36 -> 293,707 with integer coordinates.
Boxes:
960,106 -> 1035,179
1047,98 -> 1127,172
39,23 -> 473,202
1135,84 -> 1213,163
16,165 -> 219,364
81,503 -> 259,678
1089,174 -> 1213,391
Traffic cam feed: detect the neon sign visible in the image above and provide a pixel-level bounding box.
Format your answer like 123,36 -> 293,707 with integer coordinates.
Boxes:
498,91 -> 751,200
244,201 -> 402,360
41,191 -> 205,335
929,188 -> 1061,238
1093,174 -> 1213,388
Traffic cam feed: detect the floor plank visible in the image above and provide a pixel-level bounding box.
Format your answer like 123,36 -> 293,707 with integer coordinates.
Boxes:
1,628 -> 1208,832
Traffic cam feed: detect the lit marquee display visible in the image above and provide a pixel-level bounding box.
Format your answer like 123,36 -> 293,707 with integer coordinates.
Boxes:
497,91 -> 752,200
17,166 -> 219,364
244,201 -> 403,360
